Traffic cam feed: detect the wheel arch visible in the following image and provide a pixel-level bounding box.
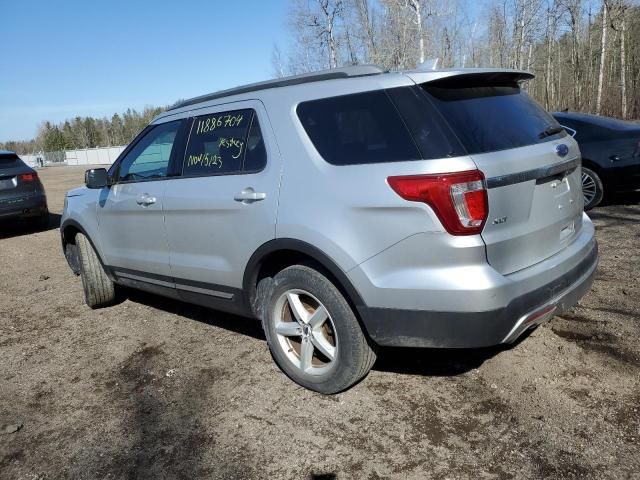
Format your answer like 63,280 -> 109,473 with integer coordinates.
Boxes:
60,219 -> 109,276
243,239 -> 367,318
581,158 -> 605,179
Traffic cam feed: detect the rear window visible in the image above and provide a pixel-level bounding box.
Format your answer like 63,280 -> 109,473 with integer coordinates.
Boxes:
422,79 -> 566,154
297,90 -> 421,165
0,153 -> 22,166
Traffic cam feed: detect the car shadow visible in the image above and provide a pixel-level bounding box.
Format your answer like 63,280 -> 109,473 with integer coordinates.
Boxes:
586,190 -> 640,229
121,287 -> 524,378
599,189 -> 640,208
122,288 -> 266,342
0,212 -> 62,239
372,344 -> 509,377
370,324 -> 535,377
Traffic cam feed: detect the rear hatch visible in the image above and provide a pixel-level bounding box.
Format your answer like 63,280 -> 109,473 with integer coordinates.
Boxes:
415,72 -> 583,275
0,153 -> 39,201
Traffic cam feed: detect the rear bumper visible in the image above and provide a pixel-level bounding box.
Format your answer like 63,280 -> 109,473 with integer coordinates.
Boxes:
355,226 -> 598,348
0,193 -> 48,219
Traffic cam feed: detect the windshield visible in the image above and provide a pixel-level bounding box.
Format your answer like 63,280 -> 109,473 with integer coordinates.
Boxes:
422,81 -> 565,155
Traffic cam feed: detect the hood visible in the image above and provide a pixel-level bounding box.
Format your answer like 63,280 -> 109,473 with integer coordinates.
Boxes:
66,186 -> 89,197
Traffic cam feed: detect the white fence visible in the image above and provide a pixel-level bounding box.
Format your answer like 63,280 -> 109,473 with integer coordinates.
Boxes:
65,146 -> 126,166
22,145 -> 127,168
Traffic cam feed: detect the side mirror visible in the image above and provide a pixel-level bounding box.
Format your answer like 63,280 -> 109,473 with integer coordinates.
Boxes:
85,168 -> 109,189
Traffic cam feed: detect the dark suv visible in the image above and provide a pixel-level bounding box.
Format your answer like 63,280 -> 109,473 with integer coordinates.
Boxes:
0,150 -> 49,227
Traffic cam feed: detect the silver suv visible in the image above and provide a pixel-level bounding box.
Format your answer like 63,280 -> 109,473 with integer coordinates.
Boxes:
61,66 -> 598,393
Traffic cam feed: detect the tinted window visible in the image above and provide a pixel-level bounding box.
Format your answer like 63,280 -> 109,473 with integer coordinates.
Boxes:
118,121 -> 181,182
0,153 -> 22,167
422,81 -> 566,154
244,116 -> 267,172
183,109 -> 258,176
297,91 -> 420,165
387,87 -> 464,159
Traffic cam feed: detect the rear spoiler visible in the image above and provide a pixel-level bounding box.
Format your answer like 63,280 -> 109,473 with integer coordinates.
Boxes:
405,69 -> 534,88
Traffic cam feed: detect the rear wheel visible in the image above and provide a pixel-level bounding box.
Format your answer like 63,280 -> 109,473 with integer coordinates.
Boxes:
581,167 -> 604,210
76,233 -> 116,308
261,265 -> 376,394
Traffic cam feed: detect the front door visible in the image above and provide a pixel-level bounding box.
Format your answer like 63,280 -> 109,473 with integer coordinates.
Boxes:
97,119 -> 183,278
163,102 -> 280,296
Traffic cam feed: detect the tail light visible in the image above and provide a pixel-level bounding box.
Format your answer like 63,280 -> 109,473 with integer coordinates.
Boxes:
19,172 -> 37,182
387,170 -> 488,235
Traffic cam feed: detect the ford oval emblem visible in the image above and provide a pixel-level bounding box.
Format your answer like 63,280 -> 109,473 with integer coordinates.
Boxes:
556,144 -> 569,157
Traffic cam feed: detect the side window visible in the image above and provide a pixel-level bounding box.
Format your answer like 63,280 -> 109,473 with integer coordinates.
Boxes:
244,115 -> 267,172
296,90 -> 421,166
117,121 -> 181,182
183,109 -> 266,176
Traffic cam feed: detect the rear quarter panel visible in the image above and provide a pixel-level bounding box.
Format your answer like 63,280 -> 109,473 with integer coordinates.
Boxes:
259,83 -> 481,272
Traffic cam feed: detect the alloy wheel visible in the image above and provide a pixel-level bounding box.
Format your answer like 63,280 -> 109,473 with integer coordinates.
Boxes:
581,171 -> 597,207
273,289 -> 338,376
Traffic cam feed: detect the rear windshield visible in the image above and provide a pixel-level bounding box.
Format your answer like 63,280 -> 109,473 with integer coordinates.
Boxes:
0,153 -> 22,166
422,80 -> 565,155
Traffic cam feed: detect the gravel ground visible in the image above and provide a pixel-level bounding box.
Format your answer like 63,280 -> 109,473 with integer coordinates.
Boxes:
1,166 -> 638,479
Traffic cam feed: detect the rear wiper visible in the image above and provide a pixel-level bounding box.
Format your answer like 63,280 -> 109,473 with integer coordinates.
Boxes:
539,125 -> 564,139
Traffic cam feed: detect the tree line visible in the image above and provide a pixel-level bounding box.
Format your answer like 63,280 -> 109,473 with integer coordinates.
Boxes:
275,0 -> 640,119
4,1 -> 638,155
1,106 -> 165,155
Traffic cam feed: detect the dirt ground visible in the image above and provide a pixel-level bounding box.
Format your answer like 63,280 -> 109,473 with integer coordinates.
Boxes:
0,166 -> 638,480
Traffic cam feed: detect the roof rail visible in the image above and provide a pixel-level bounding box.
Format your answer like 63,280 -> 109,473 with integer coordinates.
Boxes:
168,65 -> 386,111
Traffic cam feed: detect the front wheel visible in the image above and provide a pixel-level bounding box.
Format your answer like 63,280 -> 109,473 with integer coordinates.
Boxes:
76,233 -> 116,308
262,265 -> 376,394
581,167 -> 604,210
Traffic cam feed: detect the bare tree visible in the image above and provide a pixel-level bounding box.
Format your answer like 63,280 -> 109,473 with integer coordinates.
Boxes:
407,0 -> 426,64
596,0 -> 609,114
352,0 -> 378,61
312,0 -> 344,68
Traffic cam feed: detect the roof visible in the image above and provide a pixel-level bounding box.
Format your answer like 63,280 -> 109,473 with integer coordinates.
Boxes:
168,65 -> 386,111
158,66 -> 535,121
0,149 -> 16,155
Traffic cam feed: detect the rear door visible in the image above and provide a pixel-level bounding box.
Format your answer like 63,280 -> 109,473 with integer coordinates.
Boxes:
163,101 -> 280,294
418,74 -> 583,275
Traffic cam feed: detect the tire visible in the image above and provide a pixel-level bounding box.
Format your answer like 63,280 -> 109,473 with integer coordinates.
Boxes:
581,167 -> 604,210
76,233 -> 116,309
261,265 -> 376,394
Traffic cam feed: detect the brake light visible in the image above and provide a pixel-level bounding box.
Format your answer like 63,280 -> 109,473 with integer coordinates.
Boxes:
19,172 -> 37,182
387,170 -> 488,235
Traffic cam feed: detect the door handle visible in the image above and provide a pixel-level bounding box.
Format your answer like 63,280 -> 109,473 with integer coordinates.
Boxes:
136,194 -> 157,206
234,188 -> 266,204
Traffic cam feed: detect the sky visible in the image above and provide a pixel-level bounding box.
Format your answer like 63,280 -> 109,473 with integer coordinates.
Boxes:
0,0 -> 290,141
